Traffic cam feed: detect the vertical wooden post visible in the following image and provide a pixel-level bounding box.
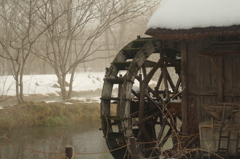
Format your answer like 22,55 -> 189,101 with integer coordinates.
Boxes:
129,137 -> 139,159
162,63 -> 170,101
117,74 -> 122,116
218,57 -> 224,103
65,146 -> 74,159
181,40 -> 188,134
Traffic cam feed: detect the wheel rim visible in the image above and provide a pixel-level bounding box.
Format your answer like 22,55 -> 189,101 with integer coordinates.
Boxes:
101,37 -> 182,158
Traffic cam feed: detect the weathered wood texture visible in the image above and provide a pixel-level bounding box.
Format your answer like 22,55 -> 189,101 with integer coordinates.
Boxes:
186,37 -> 240,136
181,40 -> 188,134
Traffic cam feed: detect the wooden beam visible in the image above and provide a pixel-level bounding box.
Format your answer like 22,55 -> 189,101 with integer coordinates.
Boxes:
217,57 -> 224,103
162,63 -> 170,100
138,78 -> 152,142
117,74 -> 122,116
181,40 -> 188,134
143,57 -> 164,84
129,137 -> 139,159
165,67 -> 176,91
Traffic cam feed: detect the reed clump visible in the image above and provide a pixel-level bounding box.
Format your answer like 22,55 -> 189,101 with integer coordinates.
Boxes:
0,100 -> 100,133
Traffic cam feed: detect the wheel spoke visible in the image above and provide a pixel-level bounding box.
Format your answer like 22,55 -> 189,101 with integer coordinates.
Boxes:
155,72 -> 163,90
148,87 -> 164,103
165,67 -> 176,91
157,117 -> 168,141
139,83 -> 153,142
162,63 -> 170,101
141,65 -> 147,78
131,89 -> 140,99
144,60 -> 158,67
173,76 -> 181,95
144,57 -> 164,84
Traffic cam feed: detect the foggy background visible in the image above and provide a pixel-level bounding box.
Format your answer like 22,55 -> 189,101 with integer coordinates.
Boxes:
0,0 -> 161,74
0,0 -> 162,102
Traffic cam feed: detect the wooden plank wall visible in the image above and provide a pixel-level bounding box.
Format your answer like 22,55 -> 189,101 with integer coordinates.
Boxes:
186,37 -> 218,134
224,55 -> 240,102
185,37 -> 240,135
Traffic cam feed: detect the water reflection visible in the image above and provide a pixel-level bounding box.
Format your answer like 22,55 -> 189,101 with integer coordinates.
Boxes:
0,120 -> 113,159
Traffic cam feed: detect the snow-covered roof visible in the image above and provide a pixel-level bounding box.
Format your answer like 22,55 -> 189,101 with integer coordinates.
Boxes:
147,0 -> 240,30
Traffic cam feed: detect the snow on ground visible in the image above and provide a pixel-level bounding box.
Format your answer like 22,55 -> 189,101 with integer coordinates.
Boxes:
147,0 -> 240,30
0,72 -> 104,96
0,72 -> 106,104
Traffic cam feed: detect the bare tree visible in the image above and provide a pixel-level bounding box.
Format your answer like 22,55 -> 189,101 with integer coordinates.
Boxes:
36,0 -> 160,100
87,0 -> 162,71
0,0 -> 60,103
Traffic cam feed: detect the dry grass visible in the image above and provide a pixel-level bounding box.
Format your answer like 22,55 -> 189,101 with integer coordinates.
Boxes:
0,100 -> 100,134
55,88 -> 102,97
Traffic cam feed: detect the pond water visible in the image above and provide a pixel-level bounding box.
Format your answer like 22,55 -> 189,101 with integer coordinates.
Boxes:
0,120 -> 113,159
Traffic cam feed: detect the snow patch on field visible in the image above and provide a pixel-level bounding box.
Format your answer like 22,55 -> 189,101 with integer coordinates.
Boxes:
0,72 -> 105,96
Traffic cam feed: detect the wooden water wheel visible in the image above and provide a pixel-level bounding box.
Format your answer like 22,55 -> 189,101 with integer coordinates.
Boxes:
100,37 -> 182,159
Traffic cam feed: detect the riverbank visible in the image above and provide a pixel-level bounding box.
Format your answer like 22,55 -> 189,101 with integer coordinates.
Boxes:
0,100 -> 100,134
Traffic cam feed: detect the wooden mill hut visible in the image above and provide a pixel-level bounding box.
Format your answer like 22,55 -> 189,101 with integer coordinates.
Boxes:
145,0 -> 240,156
100,0 -> 240,158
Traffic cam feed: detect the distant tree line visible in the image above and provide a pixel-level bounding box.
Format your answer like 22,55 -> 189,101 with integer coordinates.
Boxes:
0,0 -> 161,103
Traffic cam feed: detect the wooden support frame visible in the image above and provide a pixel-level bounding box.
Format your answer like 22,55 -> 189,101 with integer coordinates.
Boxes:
181,40 -> 188,134
129,137 -> 139,159
217,57 -> 224,103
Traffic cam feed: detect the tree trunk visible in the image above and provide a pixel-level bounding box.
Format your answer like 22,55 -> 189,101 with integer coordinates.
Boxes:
67,66 -> 77,100
15,78 -> 21,104
58,73 -> 67,100
19,65 -> 25,103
